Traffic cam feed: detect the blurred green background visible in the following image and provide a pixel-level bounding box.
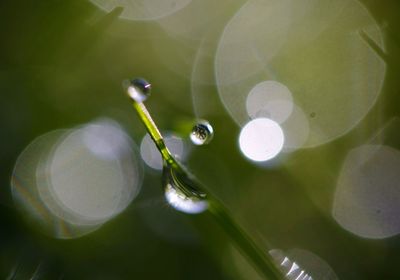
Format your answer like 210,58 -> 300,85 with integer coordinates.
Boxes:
1,0 -> 400,279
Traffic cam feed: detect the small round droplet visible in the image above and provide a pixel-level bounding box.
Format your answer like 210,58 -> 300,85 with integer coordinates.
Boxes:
190,120 -> 214,145
125,78 -> 151,103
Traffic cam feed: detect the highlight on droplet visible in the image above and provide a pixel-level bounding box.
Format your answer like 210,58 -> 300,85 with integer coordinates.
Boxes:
124,78 -> 151,103
164,183 -> 208,214
190,120 -> 214,146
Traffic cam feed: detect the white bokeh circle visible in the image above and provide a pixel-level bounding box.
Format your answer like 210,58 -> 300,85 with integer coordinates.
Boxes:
239,118 -> 284,162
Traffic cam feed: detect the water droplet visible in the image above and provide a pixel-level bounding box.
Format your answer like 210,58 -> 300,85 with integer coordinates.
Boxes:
190,120 -> 214,145
162,164 -> 208,214
125,78 -> 151,103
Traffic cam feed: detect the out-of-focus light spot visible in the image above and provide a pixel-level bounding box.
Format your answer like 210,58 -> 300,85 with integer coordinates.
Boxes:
246,81 -> 293,124
215,0 -> 386,147
140,133 -> 186,170
89,0 -> 192,21
281,104 -> 310,152
333,145 -> 400,239
239,118 -> 284,162
43,121 -> 140,223
157,0 -> 230,42
11,119 -> 142,239
164,184 -> 208,214
190,36 -> 225,118
11,130 -> 101,238
151,1 -> 237,87
83,120 -> 131,160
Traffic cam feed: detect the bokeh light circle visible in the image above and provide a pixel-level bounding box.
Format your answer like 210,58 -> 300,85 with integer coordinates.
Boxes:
239,118 -> 284,162
333,145 -> 400,239
216,0 -> 386,147
140,133 -> 187,170
11,119 -> 142,238
246,80 -> 293,124
89,0 -> 192,21
11,130 -> 101,238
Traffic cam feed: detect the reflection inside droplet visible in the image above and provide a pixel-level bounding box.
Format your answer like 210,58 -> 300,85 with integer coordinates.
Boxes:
164,184 -> 208,214
162,164 -> 207,214
125,78 -> 151,103
239,118 -> 284,162
190,120 -> 214,145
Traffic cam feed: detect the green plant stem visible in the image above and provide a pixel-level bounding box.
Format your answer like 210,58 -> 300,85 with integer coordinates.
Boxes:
132,102 -> 180,170
208,199 -> 284,280
131,100 -> 284,280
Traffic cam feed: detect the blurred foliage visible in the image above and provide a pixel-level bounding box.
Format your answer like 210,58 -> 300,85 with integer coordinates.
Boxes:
0,0 -> 400,279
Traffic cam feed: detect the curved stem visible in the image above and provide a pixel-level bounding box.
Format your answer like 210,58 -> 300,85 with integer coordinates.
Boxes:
208,199 -> 284,279
130,99 -> 284,280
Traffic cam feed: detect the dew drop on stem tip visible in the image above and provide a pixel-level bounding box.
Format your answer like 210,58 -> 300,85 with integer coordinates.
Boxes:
125,78 -> 152,103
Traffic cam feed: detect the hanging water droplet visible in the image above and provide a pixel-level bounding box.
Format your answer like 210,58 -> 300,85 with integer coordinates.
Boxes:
162,164 -> 208,214
124,78 -> 151,103
190,120 -> 214,145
